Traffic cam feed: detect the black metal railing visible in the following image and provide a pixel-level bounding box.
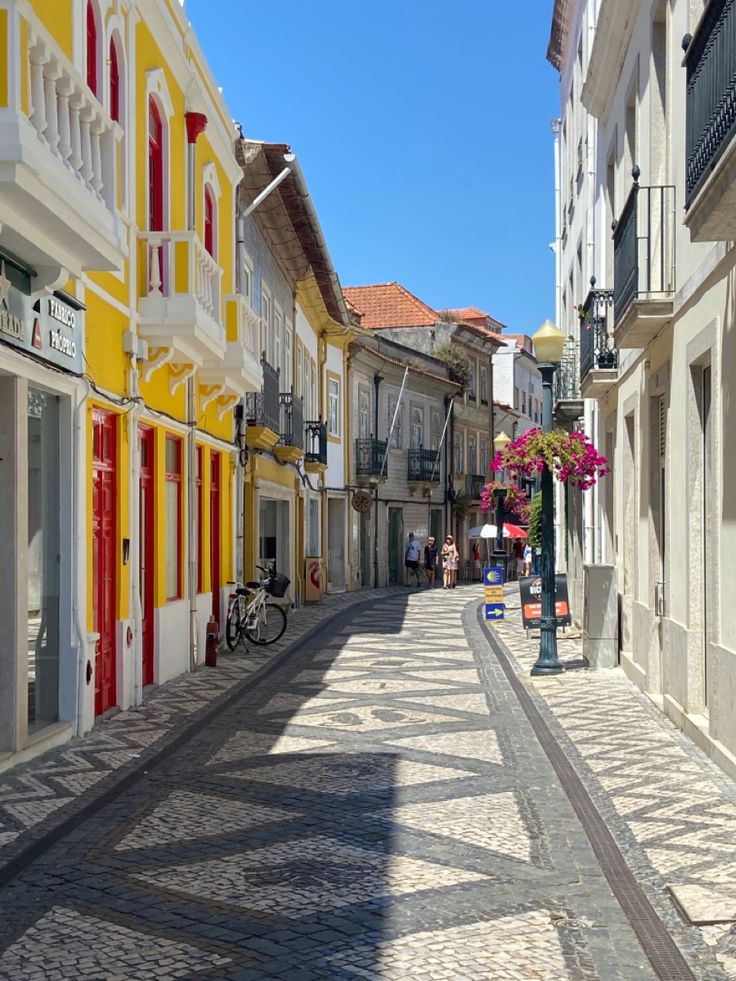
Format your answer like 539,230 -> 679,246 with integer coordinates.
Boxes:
467,474 -> 486,500
278,388 -> 304,450
580,284 -> 617,380
613,180 -> 676,325
555,338 -> 579,401
355,437 -> 388,478
304,419 -> 327,465
685,0 -> 736,206
408,447 -> 441,482
245,354 -> 280,433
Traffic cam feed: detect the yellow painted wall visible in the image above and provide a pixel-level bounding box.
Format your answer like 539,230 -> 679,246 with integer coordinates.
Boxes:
84,292 -> 128,396
0,10 -> 8,108
33,0 -> 73,60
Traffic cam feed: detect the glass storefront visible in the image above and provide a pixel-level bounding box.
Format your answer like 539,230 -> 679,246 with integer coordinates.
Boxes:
259,499 -> 289,577
27,387 -> 61,731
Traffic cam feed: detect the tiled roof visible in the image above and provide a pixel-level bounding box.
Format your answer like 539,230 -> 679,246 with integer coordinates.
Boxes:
448,306 -> 489,321
342,283 -> 438,329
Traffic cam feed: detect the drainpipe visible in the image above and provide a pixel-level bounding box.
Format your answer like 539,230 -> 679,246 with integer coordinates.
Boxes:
185,111 -> 207,670
73,377 -> 92,737
444,393 -> 453,537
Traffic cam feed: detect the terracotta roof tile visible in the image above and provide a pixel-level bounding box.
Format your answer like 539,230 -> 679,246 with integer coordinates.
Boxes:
447,306 -> 489,321
343,283 -> 438,329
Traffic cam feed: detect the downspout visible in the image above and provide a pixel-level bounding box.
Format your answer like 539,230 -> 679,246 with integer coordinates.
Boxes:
444,393 -> 453,538
185,111 -> 207,670
73,378 -> 92,737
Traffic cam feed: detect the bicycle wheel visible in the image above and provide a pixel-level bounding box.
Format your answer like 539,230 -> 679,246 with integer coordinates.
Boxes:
245,603 -> 287,645
225,600 -> 243,651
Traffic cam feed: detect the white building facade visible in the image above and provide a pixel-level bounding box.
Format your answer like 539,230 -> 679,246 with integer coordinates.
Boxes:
549,0 -> 736,776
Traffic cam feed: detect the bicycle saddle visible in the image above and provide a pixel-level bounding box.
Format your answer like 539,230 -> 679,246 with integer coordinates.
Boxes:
245,582 -> 260,590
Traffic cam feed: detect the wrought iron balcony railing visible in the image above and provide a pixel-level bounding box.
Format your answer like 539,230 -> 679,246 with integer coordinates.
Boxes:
304,420 -> 327,466
580,284 -> 617,380
245,354 -> 280,433
613,180 -> 676,326
408,448 -> 441,482
278,389 -> 304,450
685,0 -> 736,207
467,474 -> 486,500
355,437 -> 388,479
555,338 -> 580,402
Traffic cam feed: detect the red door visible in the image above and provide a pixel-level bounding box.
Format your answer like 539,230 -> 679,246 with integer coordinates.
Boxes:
210,452 -> 221,625
138,426 -> 155,686
92,410 -> 117,715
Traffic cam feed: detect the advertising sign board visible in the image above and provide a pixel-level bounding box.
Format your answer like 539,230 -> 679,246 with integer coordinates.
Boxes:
518,574 -> 571,629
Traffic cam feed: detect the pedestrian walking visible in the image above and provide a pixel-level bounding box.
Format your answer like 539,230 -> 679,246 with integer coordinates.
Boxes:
441,535 -> 459,589
512,540 -> 524,581
472,542 -> 482,582
424,537 -> 439,587
405,532 -> 422,586
523,542 -> 532,576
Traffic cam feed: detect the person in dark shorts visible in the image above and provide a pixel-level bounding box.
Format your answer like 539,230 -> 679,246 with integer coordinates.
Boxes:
424,536 -> 439,587
405,532 -> 422,586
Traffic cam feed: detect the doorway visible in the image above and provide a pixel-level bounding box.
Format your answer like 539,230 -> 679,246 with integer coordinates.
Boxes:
138,426 -> 155,687
701,364 -> 713,708
388,507 -> 403,585
259,498 -> 290,580
328,497 -> 346,590
93,410 -> 117,715
210,452 -> 221,625
360,512 -> 372,588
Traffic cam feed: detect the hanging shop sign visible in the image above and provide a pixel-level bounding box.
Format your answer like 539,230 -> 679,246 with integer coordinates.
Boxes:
0,271 -> 84,374
518,574 -> 571,629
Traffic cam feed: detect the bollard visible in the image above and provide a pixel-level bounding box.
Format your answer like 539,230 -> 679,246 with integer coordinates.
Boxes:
205,615 -> 219,667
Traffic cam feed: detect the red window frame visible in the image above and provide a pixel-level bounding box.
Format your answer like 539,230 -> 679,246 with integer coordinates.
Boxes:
109,37 -> 120,123
86,1 -> 98,97
149,97 -> 164,232
196,445 -> 203,594
204,185 -> 215,257
165,435 -> 182,601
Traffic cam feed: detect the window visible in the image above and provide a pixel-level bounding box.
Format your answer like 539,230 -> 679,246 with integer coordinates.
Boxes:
284,320 -> 293,390
241,255 -> 253,305
521,392 -> 526,415
480,439 -> 489,475
467,360 -> 476,400
165,436 -> 182,600
359,388 -> 370,439
328,374 -> 340,438
430,408 -> 442,451
388,396 -> 402,448
204,185 -> 216,257
86,1 -> 99,97
109,36 -> 121,123
454,434 -> 465,474
296,342 -> 303,398
196,445 -> 203,594
261,287 -> 271,362
305,357 -> 311,418
274,306 -> 283,384
311,361 -> 317,418
480,366 -> 488,404
468,435 -> 477,474
514,386 -> 520,410
410,406 -> 423,449
148,97 -> 164,232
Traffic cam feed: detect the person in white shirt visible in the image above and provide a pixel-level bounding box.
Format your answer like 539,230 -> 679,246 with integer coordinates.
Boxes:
405,532 -> 422,587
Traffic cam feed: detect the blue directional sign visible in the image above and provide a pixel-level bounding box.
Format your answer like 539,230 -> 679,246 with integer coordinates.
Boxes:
485,602 -> 505,621
484,566 -> 504,586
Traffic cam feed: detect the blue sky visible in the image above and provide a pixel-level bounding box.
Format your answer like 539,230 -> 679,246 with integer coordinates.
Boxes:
186,0 -> 559,333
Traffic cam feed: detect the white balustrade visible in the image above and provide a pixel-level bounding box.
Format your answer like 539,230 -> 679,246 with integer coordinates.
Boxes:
25,22 -> 119,213
140,232 -> 224,330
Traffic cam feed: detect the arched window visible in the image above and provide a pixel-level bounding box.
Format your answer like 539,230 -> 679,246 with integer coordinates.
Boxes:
148,97 -> 164,231
109,36 -> 120,123
203,184 -> 216,256
86,1 -> 99,97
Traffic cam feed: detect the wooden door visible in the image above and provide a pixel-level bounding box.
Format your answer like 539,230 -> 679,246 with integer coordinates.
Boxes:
138,426 -> 155,686
92,410 -> 117,715
210,452 -> 221,625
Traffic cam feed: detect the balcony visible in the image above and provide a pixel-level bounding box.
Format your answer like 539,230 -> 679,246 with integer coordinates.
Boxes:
355,438 -> 388,483
275,389 -> 304,464
244,356 -> 280,451
199,293 -> 262,398
0,8 -> 124,283
553,338 -> 583,427
408,448 -> 441,483
304,420 -> 327,475
684,0 -> 736,241
579,286 -> 618,399
466,474 -> 486,500
613,181 -> 676,347
139,231 -> 226,368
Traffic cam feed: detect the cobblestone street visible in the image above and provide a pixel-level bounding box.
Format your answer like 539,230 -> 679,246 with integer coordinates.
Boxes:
0,586 -> 734,979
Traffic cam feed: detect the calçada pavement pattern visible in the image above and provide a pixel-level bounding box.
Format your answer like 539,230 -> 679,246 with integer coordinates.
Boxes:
0,584 -> 733,978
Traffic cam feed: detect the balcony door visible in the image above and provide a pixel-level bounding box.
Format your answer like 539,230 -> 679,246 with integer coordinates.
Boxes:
388,507 -> 403,585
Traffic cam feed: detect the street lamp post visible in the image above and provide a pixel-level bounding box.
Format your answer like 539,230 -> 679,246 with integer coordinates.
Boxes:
492,430 -> 512,578
530,320 -> 565,677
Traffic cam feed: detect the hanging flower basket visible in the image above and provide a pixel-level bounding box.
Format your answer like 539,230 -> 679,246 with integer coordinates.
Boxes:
491,428 -> 609,491
480,481 -> 530,523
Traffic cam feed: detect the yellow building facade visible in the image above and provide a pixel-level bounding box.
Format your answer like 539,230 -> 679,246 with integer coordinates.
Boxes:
0,0 -> 256,767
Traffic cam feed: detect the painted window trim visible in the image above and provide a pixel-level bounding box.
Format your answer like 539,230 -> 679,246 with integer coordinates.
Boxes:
261,283 -> 272,363
203,183 -> 217,258
327,371 -> 341,442
86,0 -> 101,99
165,434 -> 183,602
145,69 -> 174,233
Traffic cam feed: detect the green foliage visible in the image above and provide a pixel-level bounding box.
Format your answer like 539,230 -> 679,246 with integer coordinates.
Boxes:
526,493 -> 543,550
433,341 -> 470,387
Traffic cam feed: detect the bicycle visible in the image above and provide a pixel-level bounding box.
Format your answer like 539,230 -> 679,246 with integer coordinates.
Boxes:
225,565 -> 290,650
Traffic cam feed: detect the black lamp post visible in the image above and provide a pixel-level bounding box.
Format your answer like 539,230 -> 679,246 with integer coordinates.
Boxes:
530,320 -> 565,677
492,430 -> 511,578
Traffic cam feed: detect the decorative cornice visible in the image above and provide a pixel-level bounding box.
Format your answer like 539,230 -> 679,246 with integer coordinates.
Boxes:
581,0 -> 639,120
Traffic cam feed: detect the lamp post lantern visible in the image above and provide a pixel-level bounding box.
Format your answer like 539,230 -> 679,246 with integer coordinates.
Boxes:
530,320 -> 565,677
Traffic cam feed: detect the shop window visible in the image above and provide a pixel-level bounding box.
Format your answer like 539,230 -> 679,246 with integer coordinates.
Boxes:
165,435 -> 182,600
204,184 -> 216,257
86,1 -> 99,97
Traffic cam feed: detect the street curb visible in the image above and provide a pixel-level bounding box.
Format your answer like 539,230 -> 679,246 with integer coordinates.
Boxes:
0,593 -> 397,888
